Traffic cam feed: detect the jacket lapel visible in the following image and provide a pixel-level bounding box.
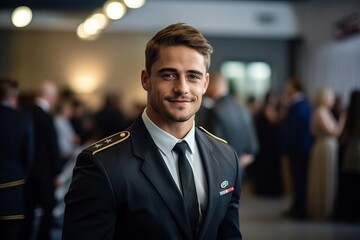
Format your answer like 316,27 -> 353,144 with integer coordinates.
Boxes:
130,117 -> 192,239
195,129 -> 221,240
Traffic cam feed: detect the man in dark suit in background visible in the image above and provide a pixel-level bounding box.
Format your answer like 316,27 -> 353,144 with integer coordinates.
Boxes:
93,93 -> 132,138
63,23 -> 242,240
0,77 -> 34,240
198,71 -> 259,170
22,81 -> 61,240
283,77 -> 312,220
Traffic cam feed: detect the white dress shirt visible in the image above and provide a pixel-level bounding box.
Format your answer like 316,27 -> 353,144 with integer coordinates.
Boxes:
142,110 -> 208,222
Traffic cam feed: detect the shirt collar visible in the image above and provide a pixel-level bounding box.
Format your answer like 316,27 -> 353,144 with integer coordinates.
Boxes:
141,109 -> 196,155
35,97 -> 51,112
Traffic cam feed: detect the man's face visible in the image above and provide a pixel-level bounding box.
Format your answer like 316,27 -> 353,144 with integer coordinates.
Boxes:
141,45 -> 209,125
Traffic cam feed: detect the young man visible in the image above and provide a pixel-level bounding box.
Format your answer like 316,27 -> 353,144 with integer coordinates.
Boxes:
62,23 -> 242,240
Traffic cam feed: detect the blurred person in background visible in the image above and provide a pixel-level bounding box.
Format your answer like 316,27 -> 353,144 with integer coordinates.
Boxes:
331,93 -> 344,121
252,91 -> 284,197
53,98 -> 81,220
70,99 -> 93,145
337,89 -> 360,222
128,101 -> 146,123
54,99 -> 80,164
282,77 -> 312,220
93,93 -> 132,139
195,87 -> 215,131
0,77 -> 34,240
307,87 -> 344,220
198,71 -> 259,172
22,81 -> 61,240
246,95 -> 261,118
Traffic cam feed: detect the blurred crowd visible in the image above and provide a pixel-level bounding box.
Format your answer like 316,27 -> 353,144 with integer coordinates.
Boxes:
246,77 -> 360,223
0,77 -> 140,240
197,72 -> 360,223
0,73 -> 359,239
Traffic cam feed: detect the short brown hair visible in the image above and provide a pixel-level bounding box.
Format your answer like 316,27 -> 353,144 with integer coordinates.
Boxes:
145,23 -> 213,75
287,76 -> 304,92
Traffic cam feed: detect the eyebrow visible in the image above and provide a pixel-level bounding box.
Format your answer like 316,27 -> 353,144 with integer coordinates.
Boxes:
157,68 -> 204,76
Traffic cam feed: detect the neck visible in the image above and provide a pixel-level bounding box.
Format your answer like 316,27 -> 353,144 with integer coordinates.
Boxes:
145,108 -> 194,139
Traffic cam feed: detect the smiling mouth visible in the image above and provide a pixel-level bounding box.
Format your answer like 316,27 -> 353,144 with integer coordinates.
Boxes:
166,97 -> 194,104
170,99 -> 190,103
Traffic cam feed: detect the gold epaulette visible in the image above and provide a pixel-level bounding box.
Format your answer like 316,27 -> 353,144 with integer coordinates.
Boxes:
0,179 -> 25,189
85,131 -> 130,155
0,214 -> 25,220
198,126 -> 227,144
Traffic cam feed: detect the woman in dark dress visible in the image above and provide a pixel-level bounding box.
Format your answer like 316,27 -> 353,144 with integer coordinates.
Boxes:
253,92 -> 284,197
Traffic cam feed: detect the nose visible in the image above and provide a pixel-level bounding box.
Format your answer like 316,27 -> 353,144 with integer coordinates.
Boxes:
174,75 -> 189,94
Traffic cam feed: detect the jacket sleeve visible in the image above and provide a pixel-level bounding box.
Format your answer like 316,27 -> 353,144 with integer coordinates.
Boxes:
62,151 -> 117,240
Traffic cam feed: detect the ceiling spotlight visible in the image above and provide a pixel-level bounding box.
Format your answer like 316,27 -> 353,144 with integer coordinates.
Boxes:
77,23 -> 98,41
123,0 -> 146,9
90,12 -> 109,30
84,18 -> 101,35
104,1 -> 127,20
11,6 -> 33,28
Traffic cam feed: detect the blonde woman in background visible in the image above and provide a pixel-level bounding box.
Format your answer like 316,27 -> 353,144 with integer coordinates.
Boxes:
307,87 -> 344,220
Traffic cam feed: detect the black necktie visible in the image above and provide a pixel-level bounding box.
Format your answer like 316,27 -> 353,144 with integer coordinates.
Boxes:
173,141 -> 199,238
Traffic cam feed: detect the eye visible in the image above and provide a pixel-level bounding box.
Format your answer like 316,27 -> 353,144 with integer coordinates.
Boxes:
187,74 -> 201,82
161,72 -> 177,80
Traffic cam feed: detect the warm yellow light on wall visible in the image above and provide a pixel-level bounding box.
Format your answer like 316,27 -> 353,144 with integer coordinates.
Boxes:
67,63 -> 105,94
70,75 -> 100,94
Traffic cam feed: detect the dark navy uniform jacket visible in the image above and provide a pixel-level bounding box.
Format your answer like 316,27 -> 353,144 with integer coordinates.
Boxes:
0,104 -> 33,221
62,116 -> 242,240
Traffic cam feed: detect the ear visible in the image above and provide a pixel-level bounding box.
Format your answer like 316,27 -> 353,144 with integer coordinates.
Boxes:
202,73 -> 209,94
141,69 -> 149,91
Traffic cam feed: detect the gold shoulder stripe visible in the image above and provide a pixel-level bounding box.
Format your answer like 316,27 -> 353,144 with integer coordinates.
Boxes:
198,126 -> 227,144
85,131 -> 131,155
0,214 -> 25,220
0,179 -> 25,189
